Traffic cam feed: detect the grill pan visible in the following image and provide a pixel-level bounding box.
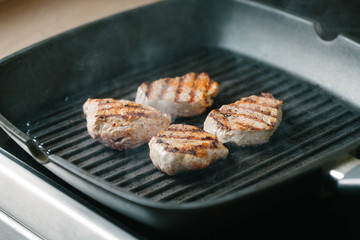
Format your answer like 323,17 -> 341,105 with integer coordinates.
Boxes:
2,0 -> 360,231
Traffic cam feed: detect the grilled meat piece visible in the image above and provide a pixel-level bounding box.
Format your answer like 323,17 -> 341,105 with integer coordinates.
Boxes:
83,98 -> 171,151
149,124 -> 229,175
203,93 -> 283,146
135,72 -> 220,117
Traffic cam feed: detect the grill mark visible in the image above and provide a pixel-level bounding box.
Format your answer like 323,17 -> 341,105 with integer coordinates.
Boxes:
220,109 -> 274,126
95,114 -> 126,119
201,73 -> 212,105
189,73 -> 199,103
232,103 -> 277,118
217,110 -> 266,131
234,121 -> 262,131
157,134 -> 215,142
164,146 -> 196,156
174,76 -> 185,103
243,97 -> 282,109
159,78 -> 170,100
164,144 -> 216,156
209,110 -> 232,130
95,111 -> 159,120
156,124 -> 221,155
166,127 -> 204,133
144,82 -> 153,98
98,104 -> 146,112
147,72 -> 215,105
207,79 -> 218,98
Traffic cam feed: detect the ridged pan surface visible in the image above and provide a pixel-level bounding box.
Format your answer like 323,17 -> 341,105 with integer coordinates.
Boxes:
23,48 -> 360,204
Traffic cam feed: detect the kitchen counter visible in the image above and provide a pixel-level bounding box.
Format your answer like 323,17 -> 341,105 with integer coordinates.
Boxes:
0,0 -> 160,59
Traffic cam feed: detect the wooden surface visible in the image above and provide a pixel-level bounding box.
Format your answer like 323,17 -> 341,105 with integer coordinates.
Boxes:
0,0 -> 160,59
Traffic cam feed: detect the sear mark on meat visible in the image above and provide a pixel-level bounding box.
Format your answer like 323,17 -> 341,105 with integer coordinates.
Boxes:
149,124 -> 229,175
135,72 -> 220,117
203,93 -> 283,146
83,98 -> 171,151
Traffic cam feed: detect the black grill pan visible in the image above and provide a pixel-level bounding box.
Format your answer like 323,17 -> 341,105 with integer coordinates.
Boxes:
2,0 -> 360,230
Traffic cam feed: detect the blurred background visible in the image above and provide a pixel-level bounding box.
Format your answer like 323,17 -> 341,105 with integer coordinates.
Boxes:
0,0 -> 160,59
255,0 -> 360,40
1,0 -> 360,59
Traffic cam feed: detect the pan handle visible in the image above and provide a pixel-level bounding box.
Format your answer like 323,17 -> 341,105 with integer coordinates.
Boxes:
0,114 -> 48,164
329,156 -> 360,195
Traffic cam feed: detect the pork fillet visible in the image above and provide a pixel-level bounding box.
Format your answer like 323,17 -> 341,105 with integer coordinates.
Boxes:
135,72 -> 220,117
203,93 -> 283,146
83,98 -> 171,150
149,124 -> 229,175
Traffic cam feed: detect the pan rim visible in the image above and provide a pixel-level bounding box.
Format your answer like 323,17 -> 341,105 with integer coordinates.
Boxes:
47,138 -> 360,211
2,0 -> 360,230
